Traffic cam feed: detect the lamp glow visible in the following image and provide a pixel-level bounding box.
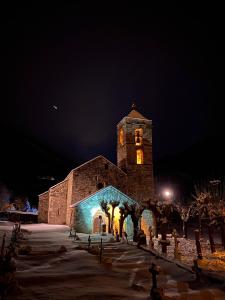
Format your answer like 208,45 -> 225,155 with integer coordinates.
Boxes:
164,191 -> 171,197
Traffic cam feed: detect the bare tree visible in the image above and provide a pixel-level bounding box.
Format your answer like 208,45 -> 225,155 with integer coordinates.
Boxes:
149,196 -> 175,238
124,203 -> 145,242
118,203 -> 130,237
193,179 -> 225,250
175,202 -> 192,238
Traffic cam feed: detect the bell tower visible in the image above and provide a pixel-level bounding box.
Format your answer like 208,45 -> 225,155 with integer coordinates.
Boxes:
117,104 -> 154,205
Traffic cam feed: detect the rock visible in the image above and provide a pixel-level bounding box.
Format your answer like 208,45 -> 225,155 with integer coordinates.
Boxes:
57,245 -> 67,253
151,287 -> 164,300
102,257 -> 113,265
18,245 -> 32,255
131,283 -> 146,291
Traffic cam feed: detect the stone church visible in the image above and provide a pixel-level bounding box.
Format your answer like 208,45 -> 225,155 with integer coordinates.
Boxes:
38,106 -> 155,235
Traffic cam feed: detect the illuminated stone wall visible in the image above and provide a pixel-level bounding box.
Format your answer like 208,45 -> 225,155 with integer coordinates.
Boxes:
38,191 -> 49,223
48,180 -> 68,224
117,116 -> 154,205
74,186 -> 136,233
70,156 -> 127,204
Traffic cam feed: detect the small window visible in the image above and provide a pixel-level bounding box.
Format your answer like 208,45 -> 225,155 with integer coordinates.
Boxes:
136,149 -> 144,164
97,182 -> 104,190
121,166 -> 127,173
119,128 -> 124,145
104,163 -> 109,170
135,128 -> 143,146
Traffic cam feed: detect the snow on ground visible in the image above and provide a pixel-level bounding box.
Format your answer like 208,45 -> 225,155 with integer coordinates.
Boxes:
145,234 -> 225,275
1,223 -> 225,299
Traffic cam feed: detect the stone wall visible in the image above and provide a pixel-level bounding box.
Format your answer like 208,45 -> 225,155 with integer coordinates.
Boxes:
48,180 -> 68,224
38,191 -> 49,223
70,156 -> 127,207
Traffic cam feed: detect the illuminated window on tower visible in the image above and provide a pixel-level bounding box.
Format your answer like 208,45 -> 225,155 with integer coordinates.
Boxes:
119,128 -> 124,145
136,149 -> 143,164
135,128 -> 143,146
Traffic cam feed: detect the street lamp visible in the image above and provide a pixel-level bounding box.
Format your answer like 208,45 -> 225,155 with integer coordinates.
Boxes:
164,190 -> 172,197
162,189 -> 173,204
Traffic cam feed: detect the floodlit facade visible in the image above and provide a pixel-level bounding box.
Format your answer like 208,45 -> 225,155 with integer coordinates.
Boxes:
38,107 -> 155,234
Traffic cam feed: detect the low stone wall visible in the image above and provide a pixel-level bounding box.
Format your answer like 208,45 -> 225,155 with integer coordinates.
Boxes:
0,211 -> 38,223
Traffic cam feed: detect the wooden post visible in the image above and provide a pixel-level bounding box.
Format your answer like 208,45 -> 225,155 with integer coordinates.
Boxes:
123,231 -> 128,244
11,225 -> 16,244
194,230 -> 203,259
68,227 -> 73,237
183,220 -> 188,239
99,238 -> 103,263
148,226 -> 154,249
198,215 -> 202,236
99,215 -> 102,234
192,259 -> 203,282
155,217 -> 160,238
149,263 -> 163,299
172,229 -> 181,260
115,229 -> 120,242
221,221 -> 225,250
208,225 -> 216,253
88,235 -> 91,248
159,224 -> 170,254
1,232 -> 6,257
149,263 -> 159,289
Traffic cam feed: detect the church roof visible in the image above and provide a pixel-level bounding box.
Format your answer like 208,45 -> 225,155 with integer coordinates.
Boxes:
66,155 -> 126,179
39,155 -> 126,196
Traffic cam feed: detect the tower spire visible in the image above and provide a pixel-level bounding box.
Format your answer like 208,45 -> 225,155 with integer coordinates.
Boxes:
131,99 -> 137,110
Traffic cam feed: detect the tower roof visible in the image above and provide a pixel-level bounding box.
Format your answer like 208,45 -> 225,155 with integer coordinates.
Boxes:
126,109 -> 148,120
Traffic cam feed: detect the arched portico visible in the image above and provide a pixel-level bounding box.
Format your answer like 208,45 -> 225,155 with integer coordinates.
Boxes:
71,186 -> 155,236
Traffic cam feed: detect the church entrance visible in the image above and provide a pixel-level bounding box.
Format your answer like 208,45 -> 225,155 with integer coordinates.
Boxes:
92,209 -> 108,233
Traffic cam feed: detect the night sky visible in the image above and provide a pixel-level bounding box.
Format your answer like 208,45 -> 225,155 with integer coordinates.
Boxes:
1,4 -> 225,202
